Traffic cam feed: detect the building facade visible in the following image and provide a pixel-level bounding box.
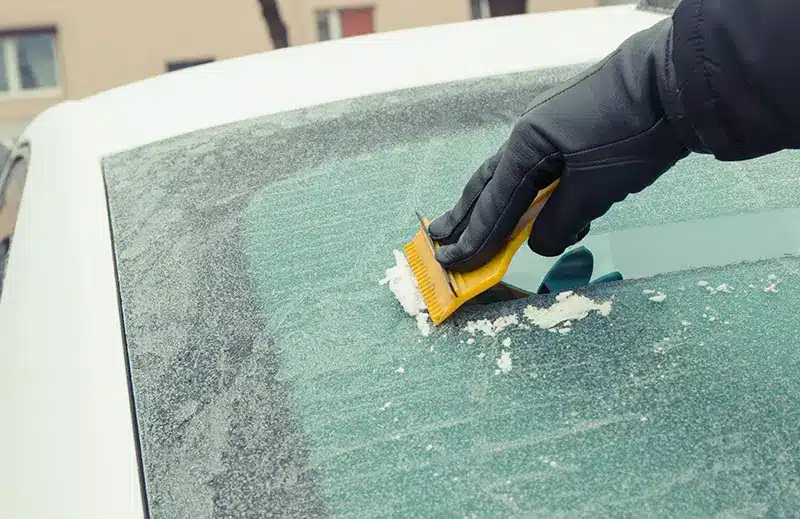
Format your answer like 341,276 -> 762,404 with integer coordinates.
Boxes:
0,0 -> 617,140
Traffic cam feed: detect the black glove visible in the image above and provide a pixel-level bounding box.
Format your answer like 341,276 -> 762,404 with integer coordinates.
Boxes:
429,19 -> 691,271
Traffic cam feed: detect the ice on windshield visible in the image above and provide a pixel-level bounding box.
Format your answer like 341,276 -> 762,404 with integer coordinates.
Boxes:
245,133 -> 800,515
104,63 -> 800,517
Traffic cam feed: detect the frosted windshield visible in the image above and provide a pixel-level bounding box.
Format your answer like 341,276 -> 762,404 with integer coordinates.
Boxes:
104,66 -> 800,517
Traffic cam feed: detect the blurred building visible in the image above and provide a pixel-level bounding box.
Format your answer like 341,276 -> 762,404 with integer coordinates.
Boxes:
0,0 -> 631,140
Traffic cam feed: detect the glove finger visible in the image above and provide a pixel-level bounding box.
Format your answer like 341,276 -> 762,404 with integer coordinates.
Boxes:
528,168 -> 600,257
435,152 -> 561,271
428,146 -> 505,244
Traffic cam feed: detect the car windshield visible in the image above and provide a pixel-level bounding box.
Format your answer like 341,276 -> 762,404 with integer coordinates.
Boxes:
104,66 -> 800,517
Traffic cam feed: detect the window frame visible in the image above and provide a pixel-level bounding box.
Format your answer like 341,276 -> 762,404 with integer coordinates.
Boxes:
0,28 -> 61,99
166,58 -> 215,73
315,6 -> 375,41
471,0 -> 492,19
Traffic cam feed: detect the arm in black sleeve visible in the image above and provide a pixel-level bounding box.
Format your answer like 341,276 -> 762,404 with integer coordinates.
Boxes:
429,0 -> 800,270
669,0 -> 800,160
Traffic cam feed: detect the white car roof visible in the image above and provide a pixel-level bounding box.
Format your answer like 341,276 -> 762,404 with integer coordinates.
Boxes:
28,5 -> 663,156
1,6 -> 665,519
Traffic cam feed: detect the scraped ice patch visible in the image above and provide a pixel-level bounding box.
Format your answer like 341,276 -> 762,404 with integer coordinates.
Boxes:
764,283 -> 779,293
642,289 -> 656,295
715,283 -> 733,293
416,313 -> 431,336
464,314 -> 519,337
496,350 -> 512,374
380,250 -> 427,316
466,338 -> 475,345
697,280 -> 709,287
649,293 -> 667,303
523,291 -> 612,330
502,338 -> 511,347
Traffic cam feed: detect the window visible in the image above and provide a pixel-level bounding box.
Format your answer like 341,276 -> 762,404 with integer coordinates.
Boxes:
0,154 -> 28,297
103,66 -> 800,515
316,7 -> 375,41
166,58 -> 215,73
471,0 -> 527,19
0,29 -> 59,95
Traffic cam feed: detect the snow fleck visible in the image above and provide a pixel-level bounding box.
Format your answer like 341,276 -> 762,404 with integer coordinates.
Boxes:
769,274 -> 777,281
649,293 -> 667,303
478,352 -> 485,359
502,338 -> 511,347
697,280 -> 709,287
709,316 -> 718,322
426,444 -> 433,451
562,321 -> 572,328
395,365 -> 405,374
724,320 -> 730,325
681,320 -> 691,327
641,416 -> 648,422
416,313 -> 431,336
384,402 -> 392,409
643,289 -> 657,295
381,250 -> 427,316
523,291 -> 612,329
549,460 -> 558,468
496,350 -> 513,374
466,338 -> 475,345
749,284 -> 755,289
464,314 -> 519,337
393,417 -> 399,422
715,283 -> 733,293
764,283 -> 779,293
705,305 -> 712,311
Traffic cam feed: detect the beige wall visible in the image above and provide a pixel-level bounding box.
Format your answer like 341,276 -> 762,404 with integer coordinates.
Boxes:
0,0 -> 599,137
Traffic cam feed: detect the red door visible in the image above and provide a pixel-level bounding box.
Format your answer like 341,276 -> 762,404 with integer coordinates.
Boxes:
340,8 -> 375,38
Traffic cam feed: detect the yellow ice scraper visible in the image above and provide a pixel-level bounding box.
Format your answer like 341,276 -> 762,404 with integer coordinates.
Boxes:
404,180 -> 559,325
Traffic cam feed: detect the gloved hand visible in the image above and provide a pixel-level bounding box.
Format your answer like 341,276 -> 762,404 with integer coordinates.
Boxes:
429,19 -> 691,271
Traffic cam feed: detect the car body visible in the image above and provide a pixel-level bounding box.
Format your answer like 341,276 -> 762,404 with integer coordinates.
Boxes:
5,5 -> 800,518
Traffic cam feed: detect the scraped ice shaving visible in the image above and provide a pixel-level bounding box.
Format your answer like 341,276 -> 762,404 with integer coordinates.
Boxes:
715,283 -> 733,293
416,313 -> 431,336
502,338 -> 511,347
697,280 -> 709,287
523,291 -> 612,329
380,250 -> 427,316
649,293 -> 667,303
642,289 -> 656,295
764,283 -> 778,293
558,327 -> 571,334
464,314 -> 519,337
496,350 -> 512,374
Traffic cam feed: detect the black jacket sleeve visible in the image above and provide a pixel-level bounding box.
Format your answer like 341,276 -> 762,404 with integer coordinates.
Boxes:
668,0 -> 800,161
